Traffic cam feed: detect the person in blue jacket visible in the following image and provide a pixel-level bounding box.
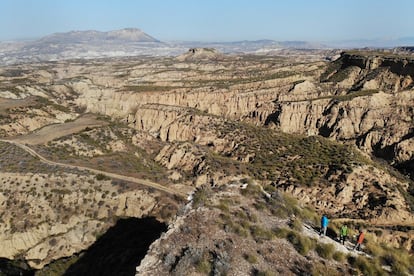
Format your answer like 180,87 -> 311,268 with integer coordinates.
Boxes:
319,215 -> 329,237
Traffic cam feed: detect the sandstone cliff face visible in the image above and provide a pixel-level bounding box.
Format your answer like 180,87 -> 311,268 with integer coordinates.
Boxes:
0,172 -> 157,269
74,79 -> 294,122
1,53 -> 413,271
322,52 -> 414,91
132,104 -> 223,143
70,52 -> 413,176
274,91 -> 413,162
341,52 -> 414,76
282,166 -> 413,225
70,51 -> 414,226
269,52 -> 414,174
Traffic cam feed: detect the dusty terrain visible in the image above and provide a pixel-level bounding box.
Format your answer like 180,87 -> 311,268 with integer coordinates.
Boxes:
8,113 -> 107,145
0,48 -> 413,275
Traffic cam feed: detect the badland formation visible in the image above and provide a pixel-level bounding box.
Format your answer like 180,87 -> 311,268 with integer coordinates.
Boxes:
0,29 -> 413,275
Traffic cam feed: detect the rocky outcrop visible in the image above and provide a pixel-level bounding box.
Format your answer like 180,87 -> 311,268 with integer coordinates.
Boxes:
74,81 -> 289,122
272,88 -> 413,171
268,52 -> 414,173
281,165 -> 413,225
2,52 -> 413,273
136,184 -> 353,275
71,51 -> 414,176
155,143 -> 207,174
322,51 -> 414,91
131,104 -> 222,143
341,52 -> 414,76
176,48 -> 224,62
0,172 -> 157,269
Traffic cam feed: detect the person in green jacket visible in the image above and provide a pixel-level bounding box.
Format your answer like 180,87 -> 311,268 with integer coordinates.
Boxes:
339,224 -> 348,245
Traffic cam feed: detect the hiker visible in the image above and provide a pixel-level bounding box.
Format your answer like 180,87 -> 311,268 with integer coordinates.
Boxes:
339,224 -> 348,245
353,229 -> 365,251
319,214 -> 329,237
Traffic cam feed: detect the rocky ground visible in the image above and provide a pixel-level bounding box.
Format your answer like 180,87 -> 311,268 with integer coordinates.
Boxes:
0,48 -> 413,275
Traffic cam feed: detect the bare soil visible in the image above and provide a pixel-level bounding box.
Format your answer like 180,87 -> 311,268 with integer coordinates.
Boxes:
0,96 -> 35,114
8,113 -> 108,145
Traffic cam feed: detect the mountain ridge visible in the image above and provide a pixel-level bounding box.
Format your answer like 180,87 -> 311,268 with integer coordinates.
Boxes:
1,28 -> 413,66
36,28 -> 160,43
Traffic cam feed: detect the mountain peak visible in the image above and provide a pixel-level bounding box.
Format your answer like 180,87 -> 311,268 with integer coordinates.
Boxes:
37,28 -> 160,44
106,28 -> 159,42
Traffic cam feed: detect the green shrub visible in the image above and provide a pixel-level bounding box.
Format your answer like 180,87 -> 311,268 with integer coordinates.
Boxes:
196,259 -> 211,274
36,255 -> 80,276
216,200 -> 230,213
244,253 -> 258,264
241,183 -> 262,197
234,210 -> 248,220
348,256 -> 385,276
315,243 -> 335,260
254,270 -> 277,276
283,194 -> 301,216
250,225 -> 274,242
381,247 -> 414,275
233,223 -> 249,237
289,218 -> 303,232
269,206 -> 289,218
332,251 -> 346,263
311,263 -> 341,276
272,227 -> 289,239
299,207 -> 319,224
192,186 -> 212,208
365,239 -> 384,258
286,231 -> 316,256
253,201 -> 267,210
95,173 -> 110,181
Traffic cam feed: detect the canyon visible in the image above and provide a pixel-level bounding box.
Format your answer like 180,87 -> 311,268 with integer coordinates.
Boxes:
0,48 -> 413,275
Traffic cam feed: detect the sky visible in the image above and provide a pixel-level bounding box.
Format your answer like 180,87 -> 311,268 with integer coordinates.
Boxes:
1,0 -> 413,42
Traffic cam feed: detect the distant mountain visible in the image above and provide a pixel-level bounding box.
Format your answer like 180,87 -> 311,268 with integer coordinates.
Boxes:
326,37 -> 414,48
0,31 -> 329,65
36,28 -> 160,44
395,37 -> 414,46
176,40 -> 326,54
4,28 -> 411,65
0,28 -> 184,65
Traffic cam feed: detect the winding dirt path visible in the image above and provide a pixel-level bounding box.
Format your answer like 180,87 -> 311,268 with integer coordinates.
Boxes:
1,139 -> 188,199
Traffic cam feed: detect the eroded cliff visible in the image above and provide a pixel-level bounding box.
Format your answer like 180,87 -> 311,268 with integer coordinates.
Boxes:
0,50 -> 413,273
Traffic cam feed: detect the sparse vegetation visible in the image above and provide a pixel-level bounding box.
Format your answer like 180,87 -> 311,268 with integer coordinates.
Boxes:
364,240 -> 414,275
332,251 -> 346,263
348,255 -> 385,276
286,231 -> 316,256
250,225 -> 274,242
95,173 -> 111,181
274,228 -> 316,256
289,218 -> 303,232
192,186 -> 212,208
124,85 -> 173,92
205,122 -> 368,187
195,254 -> 212,274
244,253 -> 258,264
1,49 -> 413,275
311,263 -> 341,276
315,243 -> 335,260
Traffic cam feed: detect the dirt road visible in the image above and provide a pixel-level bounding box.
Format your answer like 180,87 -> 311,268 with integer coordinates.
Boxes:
1,139 -> 188,199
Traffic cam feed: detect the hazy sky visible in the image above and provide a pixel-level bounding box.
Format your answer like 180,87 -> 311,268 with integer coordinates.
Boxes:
1,0 -> 413,42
